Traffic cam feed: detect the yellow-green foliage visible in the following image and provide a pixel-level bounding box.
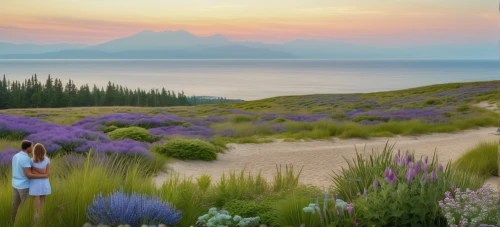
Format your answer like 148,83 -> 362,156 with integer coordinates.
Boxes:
0,139 -> 22,151
454,142 -> 499,176
107,126 -> 157,142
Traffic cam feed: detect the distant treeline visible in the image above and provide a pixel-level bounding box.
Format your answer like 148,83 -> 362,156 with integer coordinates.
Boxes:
0,75 -> 242,109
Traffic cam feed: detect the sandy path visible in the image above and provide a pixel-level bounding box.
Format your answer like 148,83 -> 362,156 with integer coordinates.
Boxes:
154,127 -> 499,188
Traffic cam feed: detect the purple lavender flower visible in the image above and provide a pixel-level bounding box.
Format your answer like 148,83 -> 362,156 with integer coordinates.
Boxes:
149,125 -> 215,138
438,164 -> 444,173
384,167 -> 392,178
405,154 -> 412,166
347,204 -> 354,216
86,188 -> 181,226
406,168 -> 414,183
0,148 -> 18,166
413,161 -> 422,175
384,167 -> 397,184
285,114 -> 328,122
431,170 -> 438,182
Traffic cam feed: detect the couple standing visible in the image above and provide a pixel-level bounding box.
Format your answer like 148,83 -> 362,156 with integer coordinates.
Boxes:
11,140 -> 51,223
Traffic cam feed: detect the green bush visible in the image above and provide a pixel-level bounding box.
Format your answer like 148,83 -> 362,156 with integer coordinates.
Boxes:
273,117 -> 287,123
354,181 -> 447,226
455,105 -> 470,112
102,125 -> 119,133
106,126 -> 157,142
231,115 -> 256,123
424,98 -> 442,105
454,142 -> 498,176
223,199 -> 276,226
152,139 -> 217,161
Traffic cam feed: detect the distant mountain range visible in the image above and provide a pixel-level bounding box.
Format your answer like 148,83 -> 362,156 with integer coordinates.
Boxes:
0,30 -> 496,59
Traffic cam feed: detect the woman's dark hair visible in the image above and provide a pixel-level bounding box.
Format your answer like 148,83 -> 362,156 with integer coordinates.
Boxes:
21,141 -> 33,150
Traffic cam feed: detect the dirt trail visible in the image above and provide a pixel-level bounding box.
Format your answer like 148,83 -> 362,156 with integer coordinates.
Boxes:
154,127 -> 499,189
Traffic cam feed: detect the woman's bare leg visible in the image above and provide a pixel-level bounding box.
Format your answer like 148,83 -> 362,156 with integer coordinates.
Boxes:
39,195 -> 46,213
33,196 -> 40,221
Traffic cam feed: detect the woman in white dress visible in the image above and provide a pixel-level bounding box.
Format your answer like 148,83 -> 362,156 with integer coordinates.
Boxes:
29,143 -> 51,220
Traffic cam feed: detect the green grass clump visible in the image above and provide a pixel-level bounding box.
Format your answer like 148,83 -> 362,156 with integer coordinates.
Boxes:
107,126 -> 158,142
352,115 -> 386,123
153,139 -> 217,161
0,139 -> 22,151
455,105 -> 470,112
454,142 -> 499,177
273,117 -> 287,123
231,115 -> 256,123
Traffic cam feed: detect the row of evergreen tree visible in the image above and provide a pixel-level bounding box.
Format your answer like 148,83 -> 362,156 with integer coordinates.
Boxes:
0,75 -> 242,109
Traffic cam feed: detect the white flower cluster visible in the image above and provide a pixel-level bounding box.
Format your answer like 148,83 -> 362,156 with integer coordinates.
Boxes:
439,186 -> 500,227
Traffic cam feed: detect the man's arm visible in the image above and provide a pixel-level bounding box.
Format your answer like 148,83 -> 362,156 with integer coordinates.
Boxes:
23,168 -> 48,179
31,167 -> 46,174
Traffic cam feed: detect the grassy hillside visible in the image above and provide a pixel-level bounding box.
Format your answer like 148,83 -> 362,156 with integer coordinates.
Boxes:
0,81 -> 498,142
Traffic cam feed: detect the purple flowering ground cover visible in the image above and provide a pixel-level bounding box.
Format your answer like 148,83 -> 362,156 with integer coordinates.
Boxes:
0,81 -> 498,165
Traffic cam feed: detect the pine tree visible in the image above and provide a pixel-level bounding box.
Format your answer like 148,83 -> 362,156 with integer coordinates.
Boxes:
0,75 -> 8,109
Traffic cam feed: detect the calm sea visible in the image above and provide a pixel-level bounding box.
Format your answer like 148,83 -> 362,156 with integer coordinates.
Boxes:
0,59 -> 497,100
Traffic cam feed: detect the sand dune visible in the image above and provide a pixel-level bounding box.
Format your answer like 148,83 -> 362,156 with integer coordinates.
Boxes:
154,127 -> 499,189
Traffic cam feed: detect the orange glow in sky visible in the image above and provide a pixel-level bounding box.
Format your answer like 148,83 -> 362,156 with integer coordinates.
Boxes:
0,0 -> 496,46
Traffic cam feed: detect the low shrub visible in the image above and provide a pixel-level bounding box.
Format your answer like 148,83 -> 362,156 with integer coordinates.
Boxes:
439,186 -> 500,226
455,105 -> 470,112
273,117 -> 287,123
232,115 -> 256,123
197,207 -> 260,227
424,98 -> 442,105
152,139 -> 217,161
223,199 -> 276,226
86,189 -> 181,226
107,126 -> 158,142
454,142 -> 498,176
102,125 -> 119,133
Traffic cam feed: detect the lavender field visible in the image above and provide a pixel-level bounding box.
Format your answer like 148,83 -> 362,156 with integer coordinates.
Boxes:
0,81 -> 499,227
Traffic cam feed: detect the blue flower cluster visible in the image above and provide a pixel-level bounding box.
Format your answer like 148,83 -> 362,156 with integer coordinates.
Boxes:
86,189 -> 181,227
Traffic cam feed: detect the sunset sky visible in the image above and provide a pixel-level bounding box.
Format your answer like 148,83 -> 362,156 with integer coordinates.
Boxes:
1,0 -> 497,46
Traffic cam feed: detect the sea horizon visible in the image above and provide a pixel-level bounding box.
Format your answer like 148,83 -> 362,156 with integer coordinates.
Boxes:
1,59 -> 497,100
